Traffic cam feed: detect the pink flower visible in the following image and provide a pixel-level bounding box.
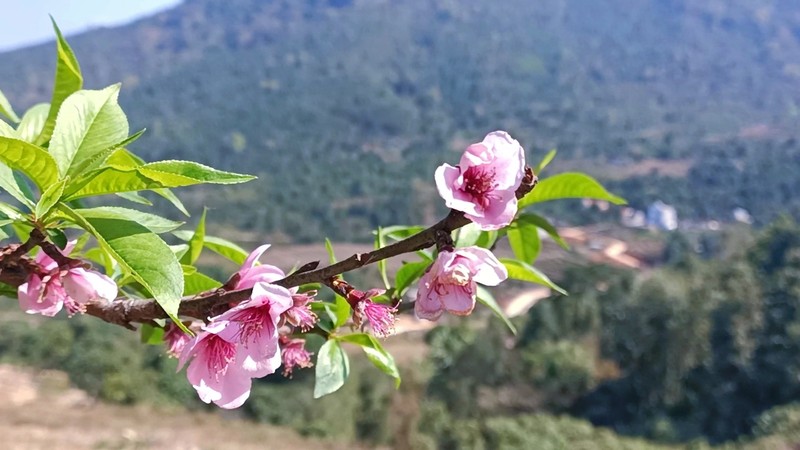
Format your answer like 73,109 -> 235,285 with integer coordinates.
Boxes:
179,321 -> 253,409
435,131 -> 526,230
164,323 -> 192,358
233,244 -> 285,290
18,247 -> 116,317
61,268 -> 118,313
349,289 -> 397,338
280,336 -> 313,377
415,247 -> 507,321
283,290 -> 318,331
214,282 -> 293,378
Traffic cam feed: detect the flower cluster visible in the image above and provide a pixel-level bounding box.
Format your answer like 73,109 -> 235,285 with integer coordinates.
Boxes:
18,244 -> 117,317
176,246 -> 317,408
415,131 -> 524,321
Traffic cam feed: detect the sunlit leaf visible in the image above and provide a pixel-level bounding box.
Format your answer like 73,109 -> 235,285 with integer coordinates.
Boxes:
0,137 -> 59,190
15,103 -> 49,143
0,89 -> 19,123
73,206 -> 184,234
476,285 -> 517,335
60,205 -> 184,320
35,18 -> 83,146
519,172 -> 626,209
339,333 -> 401,387
500,258 -> 567,295
49,84 -> 129,178
314,340 -> 350,398
507,215 -> 541,264
180,208 -> 206,265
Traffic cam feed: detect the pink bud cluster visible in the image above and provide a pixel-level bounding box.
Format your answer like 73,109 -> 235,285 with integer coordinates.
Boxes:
18,243 -> 117,317
175,245 -> 317,409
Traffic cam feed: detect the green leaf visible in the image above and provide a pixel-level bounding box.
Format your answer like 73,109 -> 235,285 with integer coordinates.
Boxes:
60,204 -> 184,319
0,201 -> 24,221
63,160 -> 254,200
339,333 -> 401,387
474,230 -> 498,249
49,84 -> 129,178
476,286 -> 517,335
394,261 -> 431,298
172,232 -> 249,265
138,160 -> 255,186
0,165 -> 35,209
455,222 -> 481,247
382,225 -> 425,242
15,103 -> 50,143
500,258 -> 567,295
519,172 -> 626,209
183,265 -> 222,296
534,149 -> 557,175
333,294 -> 351,328
0,119 -> 15,137
0,137 -> 59,190
73,207 -> 183,234
140,323 -> 165,345
0,89 -> 19,123
35,18 -> 83,146
46,228 -> 68,249
314,340 -> 350,398
507,215 -> 541,264
180,208 -> 206,265
524,213 -> 569,250
324,238 -> 337,264
115,191 -> 153,206
375,227 -> 390,289
153,188 -> 189,216
35,178 -> 67,219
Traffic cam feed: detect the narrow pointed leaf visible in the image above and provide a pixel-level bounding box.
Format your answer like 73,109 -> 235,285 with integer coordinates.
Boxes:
138,160 -> 255,185
325,238 -> 337,264
182,265 -> 221,296
500,258 -> 567,295
519,172 -> 626,209
35,178 -> 67,219
339,333 -> 401,387
314,340 -> 350,398
0,137 -> 59,190
15,103 -> 50,143
0,90 -> 19,123
524,213 -> 569,250
49,84 -> 129,178
180,208 -> 206,265
64,160 -> 254,200
73,206 -> 183,233
476,286 -> 517,334
534,149 -> 557,175
394,260 -> 431,298
0,165 -> 34,209
153,188 -> 189,216
375,227 -> 390,289
116,191 -> 153,206
172,231 -> 248,265
0,119 -> 15,137
35,19 -> 83,146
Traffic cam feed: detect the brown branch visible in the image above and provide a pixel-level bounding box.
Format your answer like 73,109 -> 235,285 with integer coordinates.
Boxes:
4,167 -> 537,329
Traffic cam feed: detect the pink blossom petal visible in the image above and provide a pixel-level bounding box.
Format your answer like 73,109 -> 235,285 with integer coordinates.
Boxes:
440,285 -> 476,315
458,247 -> 508,286
18,276 -> 64,317
62,268 -> 117,304
242,244 -> 271,269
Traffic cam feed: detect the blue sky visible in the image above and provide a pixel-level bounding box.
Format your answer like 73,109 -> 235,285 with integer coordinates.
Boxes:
0,0 -> 181,52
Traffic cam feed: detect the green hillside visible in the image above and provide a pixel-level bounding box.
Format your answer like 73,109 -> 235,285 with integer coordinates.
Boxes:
2,0 -> 800,238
